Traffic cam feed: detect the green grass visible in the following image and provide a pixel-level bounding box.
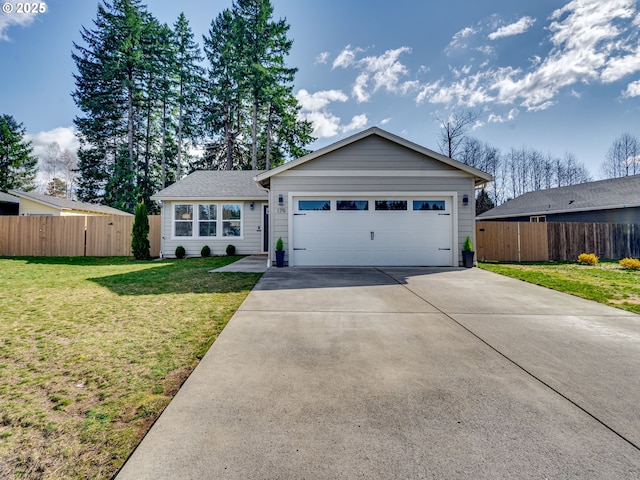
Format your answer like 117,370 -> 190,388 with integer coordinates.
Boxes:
0,256 -> 261,479
479,260 -> 640,314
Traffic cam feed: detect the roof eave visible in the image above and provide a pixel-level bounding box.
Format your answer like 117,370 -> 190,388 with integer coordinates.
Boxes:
480,203 -> 640,219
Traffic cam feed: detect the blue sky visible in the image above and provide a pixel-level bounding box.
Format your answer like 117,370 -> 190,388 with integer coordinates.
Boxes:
1,0 -> 640,179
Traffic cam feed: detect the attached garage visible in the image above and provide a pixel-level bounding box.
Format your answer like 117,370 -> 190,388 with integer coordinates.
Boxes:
255,127 -> 492,267
291,195 -> 455,266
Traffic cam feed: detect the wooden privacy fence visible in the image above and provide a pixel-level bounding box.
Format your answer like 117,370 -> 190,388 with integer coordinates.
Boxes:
477,221 -> 640,262
0,215 -> 161,257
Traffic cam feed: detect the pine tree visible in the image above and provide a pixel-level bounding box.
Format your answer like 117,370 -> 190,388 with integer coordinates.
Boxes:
203,0 -> 313,170
0,114 -> 38,191
131,200 -> 151,260
203,8 -> 245,170
173,13 -> 204,180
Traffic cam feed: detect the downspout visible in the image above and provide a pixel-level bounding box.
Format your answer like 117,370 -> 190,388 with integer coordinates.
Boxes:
159,200 -> 165,259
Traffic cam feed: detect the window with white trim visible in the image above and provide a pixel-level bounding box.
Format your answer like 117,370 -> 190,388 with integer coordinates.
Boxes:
298,200 -> 331,211
222,204 -> 242,237
199,204 -> 217,236
375,200 -> 407,211
530,216 -> 546,222
413,200 -> 446,211
173,203 -> 242,238
337,200 -> 368,211
174,204 -> 193,236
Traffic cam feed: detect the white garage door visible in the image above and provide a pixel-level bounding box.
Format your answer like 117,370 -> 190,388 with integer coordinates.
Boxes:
291,197 -> 454,266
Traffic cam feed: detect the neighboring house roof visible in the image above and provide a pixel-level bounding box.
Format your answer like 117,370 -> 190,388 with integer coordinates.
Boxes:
152,170 -> 268,201
478,174 -> 640,220
0,191 -> 19,203
255,127 -> 494,187
9,190 -> 133,216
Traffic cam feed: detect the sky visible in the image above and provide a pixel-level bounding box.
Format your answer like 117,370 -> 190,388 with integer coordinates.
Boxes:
1,0 -> 640,180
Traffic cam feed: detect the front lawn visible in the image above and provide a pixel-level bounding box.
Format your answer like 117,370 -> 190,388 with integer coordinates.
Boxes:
0,256 -> 261,479
479,260 -> 640,314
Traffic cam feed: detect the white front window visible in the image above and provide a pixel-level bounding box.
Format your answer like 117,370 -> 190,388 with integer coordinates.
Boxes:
174,204 -> 193,237
173,203 -> 242,238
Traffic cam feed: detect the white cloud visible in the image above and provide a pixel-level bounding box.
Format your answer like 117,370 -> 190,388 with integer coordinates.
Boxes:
302,111 -> 343,138
0,1 -> 40,41
342,114 -> 368,133
296,89 -> 348,111
333,45 -> 363,69
380,118 -> 392,125
350,46 -> 415,103
295,89 -> 350,138
315,51 -> 330,64
423,0 -> 640,115
623,79 -> 640,97
447,26 -> 476,52
26,127 -> 79,158
488,16 -> 536,40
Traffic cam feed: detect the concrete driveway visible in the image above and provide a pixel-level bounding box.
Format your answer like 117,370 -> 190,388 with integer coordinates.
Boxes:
116,267 -> 640,479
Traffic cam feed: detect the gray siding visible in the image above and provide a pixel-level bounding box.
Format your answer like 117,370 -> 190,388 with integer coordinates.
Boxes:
160,200 -> 267,258
293,136 -> 459,172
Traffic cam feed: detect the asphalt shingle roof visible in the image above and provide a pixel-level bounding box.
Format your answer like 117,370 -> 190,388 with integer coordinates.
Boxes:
478,174 -> 640,219
152,170 -> 268,200
10,190 -> 132,215
0,191 -> 19,203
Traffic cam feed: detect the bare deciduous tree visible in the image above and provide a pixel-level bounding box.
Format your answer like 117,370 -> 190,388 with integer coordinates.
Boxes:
436,109 -> 480,159
600,133 -> 639,178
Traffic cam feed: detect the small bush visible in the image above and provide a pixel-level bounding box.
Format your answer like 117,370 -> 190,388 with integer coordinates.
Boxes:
275,237 -> 284,251
463,236 -> 473,252
201,245 -> 211,258
175,245 -> 186,259
577,253 -> 599,265
619,257 -> 640,270
226,244 -> 236,256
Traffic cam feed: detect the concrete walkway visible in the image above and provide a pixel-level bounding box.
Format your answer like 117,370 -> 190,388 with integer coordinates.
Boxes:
116,267 -> 640,479
209,255 -> 269,273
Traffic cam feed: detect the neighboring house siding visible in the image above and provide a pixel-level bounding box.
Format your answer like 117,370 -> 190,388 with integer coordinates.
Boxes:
160,200 -> 267,257
484,207 -> 640,223
19,199 -> 59,216
269,174 -> 475,264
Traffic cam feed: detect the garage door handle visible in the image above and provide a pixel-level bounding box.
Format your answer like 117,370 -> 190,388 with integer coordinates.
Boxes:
438,213 -> 450,216
294,213 -> 306,216
293,248 -> 306,251
439,248 -> 451,250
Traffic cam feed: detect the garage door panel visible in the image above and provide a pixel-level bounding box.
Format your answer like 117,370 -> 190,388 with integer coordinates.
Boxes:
292,197 -> 454,266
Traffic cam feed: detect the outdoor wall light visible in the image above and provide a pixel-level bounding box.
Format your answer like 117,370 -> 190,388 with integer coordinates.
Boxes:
278,194 -> 284,204
463,194 -> 469,206
249,202 -> 255,210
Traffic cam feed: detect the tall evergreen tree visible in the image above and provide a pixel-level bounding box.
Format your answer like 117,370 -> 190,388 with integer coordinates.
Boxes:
203,8 -> 245,170
73,0 -> 195,210
173,13 -> 204,180
0,114 -> 38,191
203,0 -> 313,170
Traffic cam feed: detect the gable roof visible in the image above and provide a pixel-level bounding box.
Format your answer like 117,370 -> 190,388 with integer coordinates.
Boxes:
255,127 -> 493,187
152,170 -> 268,201
9,190 -> 132,216
478,174 -> 640,220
